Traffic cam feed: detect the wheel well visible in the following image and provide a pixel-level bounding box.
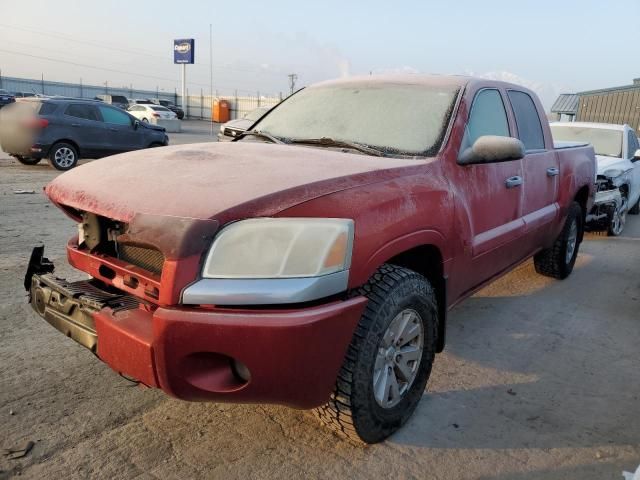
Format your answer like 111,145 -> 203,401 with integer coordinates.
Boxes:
387,245 -> 447,353
50,139 -> 81,157
574,186 -> 589,242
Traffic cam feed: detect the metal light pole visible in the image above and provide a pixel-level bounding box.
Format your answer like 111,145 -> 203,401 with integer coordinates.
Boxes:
209,23 -> 214,135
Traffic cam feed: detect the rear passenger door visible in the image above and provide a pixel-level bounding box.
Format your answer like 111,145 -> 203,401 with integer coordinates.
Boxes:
62,103 -> 106,157
506,90 -> 559,247
97,105 -> 144,155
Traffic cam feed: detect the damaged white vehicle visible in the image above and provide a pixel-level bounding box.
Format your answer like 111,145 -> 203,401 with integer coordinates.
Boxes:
551,122 -> 640,235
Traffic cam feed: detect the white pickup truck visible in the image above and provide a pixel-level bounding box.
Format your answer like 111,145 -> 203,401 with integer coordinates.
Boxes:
551,122 -> 640,235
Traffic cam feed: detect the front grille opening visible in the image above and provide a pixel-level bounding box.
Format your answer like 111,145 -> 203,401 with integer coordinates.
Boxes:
118,244 -> 165,275
76,212 -> 165,276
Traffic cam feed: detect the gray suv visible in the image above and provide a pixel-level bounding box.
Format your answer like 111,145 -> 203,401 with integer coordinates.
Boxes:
0,98 -> 168,170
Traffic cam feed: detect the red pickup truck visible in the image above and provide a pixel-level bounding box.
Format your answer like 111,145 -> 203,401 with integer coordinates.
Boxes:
26,75 -> 595,443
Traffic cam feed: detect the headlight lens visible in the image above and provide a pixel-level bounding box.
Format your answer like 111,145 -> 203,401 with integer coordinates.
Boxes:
202,218 -> 354,279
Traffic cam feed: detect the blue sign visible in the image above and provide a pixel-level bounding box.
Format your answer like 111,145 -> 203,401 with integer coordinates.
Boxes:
174,39 -> 195,64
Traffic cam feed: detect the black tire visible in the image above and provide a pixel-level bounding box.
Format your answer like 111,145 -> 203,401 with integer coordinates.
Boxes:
534,201 -> 582,279
48,142 -> 79,171
142,117 -> 149,123
315,264 -> 438,444
149,142 -> 163,148
15,156 -> 41,165
629,198 -> 640,215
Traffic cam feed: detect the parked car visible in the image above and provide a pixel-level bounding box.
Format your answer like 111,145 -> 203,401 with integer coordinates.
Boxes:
0,89 -> 15,109
0,98 -> 168,170
13,91 -> 37,98
94,94 -> 130,110
127,104 -> 177,123
129,98 -> 155,105
218,106 -> 270,141
24,75 -> 595,443
152,99 -> 185,120
551,122 -> 640,235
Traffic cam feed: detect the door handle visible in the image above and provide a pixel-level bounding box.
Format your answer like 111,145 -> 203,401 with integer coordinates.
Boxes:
505,176 -> 523,188
546,167 -> 559,177
109,128 -> 118,131
71,123 -> 81,127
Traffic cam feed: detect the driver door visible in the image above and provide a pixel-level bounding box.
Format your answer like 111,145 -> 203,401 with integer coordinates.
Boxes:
97,105 -> 144,155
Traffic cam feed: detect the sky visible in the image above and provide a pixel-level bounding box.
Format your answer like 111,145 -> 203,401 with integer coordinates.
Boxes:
0,0 -> 638,108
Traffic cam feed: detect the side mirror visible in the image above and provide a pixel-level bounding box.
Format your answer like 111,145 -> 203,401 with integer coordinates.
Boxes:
458,135 -> 525,165
633,148 -> 640,161
133,120 -> 140,130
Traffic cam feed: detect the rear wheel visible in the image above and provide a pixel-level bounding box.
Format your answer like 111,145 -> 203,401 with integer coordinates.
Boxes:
315,264 -> 438,444
534,201 -> 583,279
142,117 -> 149,123
48,142 -> 78,171
15,156 -> 41,165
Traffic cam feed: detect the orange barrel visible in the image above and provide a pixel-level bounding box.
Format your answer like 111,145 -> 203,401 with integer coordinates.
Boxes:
212,99 -> 230,123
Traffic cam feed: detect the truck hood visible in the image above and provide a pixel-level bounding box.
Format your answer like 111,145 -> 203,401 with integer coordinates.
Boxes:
45,141 -> 423,223
595,155 -> 630,176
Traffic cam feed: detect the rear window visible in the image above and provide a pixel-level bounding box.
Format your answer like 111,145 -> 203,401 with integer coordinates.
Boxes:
111,96 -> 128,104
38,102 -> 57,115
151,106 -> 170,112
65,104 -> 99,121
507,90 -> 545,151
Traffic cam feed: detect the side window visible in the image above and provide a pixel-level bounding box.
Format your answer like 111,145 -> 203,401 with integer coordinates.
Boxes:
98,106 -> 132,125
64,104 -> 99,121
626,130 -> 638,158
465,89 -> 510,147
507,90 -> 545,151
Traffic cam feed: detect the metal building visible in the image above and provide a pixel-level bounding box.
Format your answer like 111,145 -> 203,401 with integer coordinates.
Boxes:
551,79 -> 640,130
550,94 -> 579,121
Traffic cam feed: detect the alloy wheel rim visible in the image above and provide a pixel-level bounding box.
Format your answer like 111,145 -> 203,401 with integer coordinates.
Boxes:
565,219 -> 578,264
54,147 -> 75,168
611,207 -> 626,236
373,308 -> 424,409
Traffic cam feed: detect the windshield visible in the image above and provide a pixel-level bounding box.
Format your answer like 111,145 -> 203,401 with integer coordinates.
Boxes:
111,95 -> 128,104
158,100 -> 170,107
252,83 -> 460,156
551,125 -> 623,157
244,107 -> 268,122
0,90 -> 9,95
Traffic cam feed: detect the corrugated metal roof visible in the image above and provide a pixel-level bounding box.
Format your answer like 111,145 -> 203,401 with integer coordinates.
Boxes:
551,94 -> 579,114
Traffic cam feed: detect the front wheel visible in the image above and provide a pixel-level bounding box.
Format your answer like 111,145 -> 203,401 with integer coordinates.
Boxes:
48,142 -> 79,171
607,196 -> 627,236
534,201 -> 583,279
315,264 -> 438,444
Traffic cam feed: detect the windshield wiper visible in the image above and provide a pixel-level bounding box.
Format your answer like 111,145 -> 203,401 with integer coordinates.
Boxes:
288,137 -> 386,157
235,130 -> 285,144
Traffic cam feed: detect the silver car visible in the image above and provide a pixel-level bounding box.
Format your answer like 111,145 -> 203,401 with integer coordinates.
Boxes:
218,106 -> 271,141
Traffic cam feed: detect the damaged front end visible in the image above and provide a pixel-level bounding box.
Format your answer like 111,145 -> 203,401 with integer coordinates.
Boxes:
24,246 -> 141,352
585,174 -> 627,231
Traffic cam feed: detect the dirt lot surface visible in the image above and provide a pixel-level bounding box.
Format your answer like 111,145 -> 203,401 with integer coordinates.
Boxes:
1,122 -> 639,479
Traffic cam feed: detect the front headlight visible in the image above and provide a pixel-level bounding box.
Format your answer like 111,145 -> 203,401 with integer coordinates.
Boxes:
202,218 -> 354,279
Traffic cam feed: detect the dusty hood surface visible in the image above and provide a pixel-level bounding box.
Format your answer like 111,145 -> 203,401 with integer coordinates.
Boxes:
46,141 -> 422,222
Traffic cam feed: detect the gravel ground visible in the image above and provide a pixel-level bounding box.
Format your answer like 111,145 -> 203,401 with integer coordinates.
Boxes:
1,122 -> 638,479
